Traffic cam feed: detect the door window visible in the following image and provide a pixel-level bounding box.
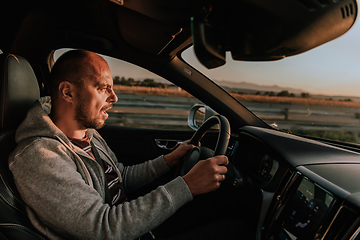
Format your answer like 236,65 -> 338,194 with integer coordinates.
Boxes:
54,49 -> 200,130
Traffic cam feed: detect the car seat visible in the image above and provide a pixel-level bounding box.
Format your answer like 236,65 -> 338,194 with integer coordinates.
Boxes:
0,53 -> 47,239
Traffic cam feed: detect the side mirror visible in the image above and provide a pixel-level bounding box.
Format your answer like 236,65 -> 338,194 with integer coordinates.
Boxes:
188,104 -> 217,130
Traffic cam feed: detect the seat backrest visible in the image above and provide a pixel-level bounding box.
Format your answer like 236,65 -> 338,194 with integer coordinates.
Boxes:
0,53 -> 47,239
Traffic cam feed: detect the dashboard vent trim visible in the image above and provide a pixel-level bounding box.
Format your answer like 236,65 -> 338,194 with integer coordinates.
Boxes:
323,205 -> 358,240
350,226 -> 360,240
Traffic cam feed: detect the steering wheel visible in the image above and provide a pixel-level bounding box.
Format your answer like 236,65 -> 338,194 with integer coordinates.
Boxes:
177,115 -> 231,176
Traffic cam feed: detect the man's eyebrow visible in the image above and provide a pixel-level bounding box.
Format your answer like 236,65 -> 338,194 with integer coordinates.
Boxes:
96,83 -> 111,88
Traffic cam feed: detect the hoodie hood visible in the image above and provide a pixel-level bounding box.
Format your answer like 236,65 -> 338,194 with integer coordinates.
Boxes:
15,96 -> 93,145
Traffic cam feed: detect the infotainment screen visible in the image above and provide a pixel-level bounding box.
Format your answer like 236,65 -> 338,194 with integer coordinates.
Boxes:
274,177 -> 335,240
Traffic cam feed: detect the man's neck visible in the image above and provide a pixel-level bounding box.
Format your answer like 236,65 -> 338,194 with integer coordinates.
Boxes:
50,111 -> 87,140
65,129 -> 87,140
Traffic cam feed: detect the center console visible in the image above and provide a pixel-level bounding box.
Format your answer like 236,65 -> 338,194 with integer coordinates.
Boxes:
264,174 -> 336,240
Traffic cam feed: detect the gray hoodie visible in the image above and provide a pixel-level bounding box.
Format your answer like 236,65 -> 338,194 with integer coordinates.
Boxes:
9,96 -> 193,240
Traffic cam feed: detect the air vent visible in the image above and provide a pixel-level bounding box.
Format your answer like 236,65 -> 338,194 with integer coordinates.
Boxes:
323,205 -> 359,240
341,4 -> 355,18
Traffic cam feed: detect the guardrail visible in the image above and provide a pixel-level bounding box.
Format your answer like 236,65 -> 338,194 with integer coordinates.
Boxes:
107,94 -> 360,140
107,95 -> 199,127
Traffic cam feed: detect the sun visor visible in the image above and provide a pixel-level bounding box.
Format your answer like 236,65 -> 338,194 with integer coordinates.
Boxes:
117,7 -> 183,55
192,0 -> 358,69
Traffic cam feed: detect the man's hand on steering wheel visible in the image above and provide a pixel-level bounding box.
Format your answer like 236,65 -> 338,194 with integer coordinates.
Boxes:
175,115 -> 231,196
182,155 -> 228,196
165,115 -> 233,196
164,140 -> 197,168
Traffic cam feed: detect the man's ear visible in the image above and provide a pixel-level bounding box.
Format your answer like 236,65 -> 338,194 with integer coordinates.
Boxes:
58,81 -> 73,102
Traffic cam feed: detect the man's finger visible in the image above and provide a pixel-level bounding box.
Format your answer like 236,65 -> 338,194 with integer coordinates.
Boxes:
219,174 -> 226,182
217,165 -> 228,175
212,155 -> 229,166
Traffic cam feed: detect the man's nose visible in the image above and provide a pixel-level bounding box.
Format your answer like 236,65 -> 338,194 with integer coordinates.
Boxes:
107,88 -> 118,103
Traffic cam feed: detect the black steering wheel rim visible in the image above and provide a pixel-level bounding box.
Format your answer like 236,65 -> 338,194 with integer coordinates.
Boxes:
178,115 -> 231,176
189,115 -> 230,156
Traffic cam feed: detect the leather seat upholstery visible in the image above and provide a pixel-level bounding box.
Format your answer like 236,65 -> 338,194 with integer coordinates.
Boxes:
0,53 -> 46,239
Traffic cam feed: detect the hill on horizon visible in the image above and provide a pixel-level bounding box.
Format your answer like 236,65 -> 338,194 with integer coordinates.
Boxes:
215,79 -> 305,95
133,77 -> 305,94
121,77 -> 360,101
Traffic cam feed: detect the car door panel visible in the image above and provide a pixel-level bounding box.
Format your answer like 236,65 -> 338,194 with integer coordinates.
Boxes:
98,125 -> 218,197
98,125 -> 218,166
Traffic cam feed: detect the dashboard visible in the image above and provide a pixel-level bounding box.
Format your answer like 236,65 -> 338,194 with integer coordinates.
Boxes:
228,126 -> 360,240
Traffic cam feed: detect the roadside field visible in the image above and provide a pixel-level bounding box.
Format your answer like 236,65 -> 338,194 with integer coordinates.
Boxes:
110,86 -> 360,143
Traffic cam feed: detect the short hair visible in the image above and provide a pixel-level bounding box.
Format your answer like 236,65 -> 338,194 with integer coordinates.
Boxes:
49,49 -> 106,99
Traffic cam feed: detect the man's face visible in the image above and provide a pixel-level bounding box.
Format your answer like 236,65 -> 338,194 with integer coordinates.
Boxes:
74,58 -> 118,129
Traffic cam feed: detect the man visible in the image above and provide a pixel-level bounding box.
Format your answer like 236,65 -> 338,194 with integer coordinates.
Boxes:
9,50 -> 230,240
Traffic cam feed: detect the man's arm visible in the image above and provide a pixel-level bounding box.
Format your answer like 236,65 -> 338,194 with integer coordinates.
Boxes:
9,138 -> 193,240
119,140 -> 194,191
121,140 -> 228,195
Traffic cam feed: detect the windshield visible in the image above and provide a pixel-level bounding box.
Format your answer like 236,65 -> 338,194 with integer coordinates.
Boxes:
182,21 -> 360,144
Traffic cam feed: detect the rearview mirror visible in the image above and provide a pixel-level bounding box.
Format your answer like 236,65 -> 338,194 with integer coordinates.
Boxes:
192,0 -> 357,69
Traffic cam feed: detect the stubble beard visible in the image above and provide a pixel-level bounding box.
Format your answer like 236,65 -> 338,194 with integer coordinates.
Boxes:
75,101 -> 106,129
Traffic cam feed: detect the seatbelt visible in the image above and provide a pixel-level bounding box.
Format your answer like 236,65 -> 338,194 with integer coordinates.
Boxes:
90,141 -> 113,206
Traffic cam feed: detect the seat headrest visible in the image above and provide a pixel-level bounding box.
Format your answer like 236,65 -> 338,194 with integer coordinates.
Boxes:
0,54 -> 40,132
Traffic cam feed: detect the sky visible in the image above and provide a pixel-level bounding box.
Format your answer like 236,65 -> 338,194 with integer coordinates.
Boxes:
181,20 -> 360,97
56,18 -> 360,97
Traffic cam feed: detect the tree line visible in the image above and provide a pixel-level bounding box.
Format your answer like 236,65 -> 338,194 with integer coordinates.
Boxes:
251,90 -> 311,98
113,76 -> 167,88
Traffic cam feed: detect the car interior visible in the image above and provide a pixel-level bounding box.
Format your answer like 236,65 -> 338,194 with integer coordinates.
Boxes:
1,0 -> 360,239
